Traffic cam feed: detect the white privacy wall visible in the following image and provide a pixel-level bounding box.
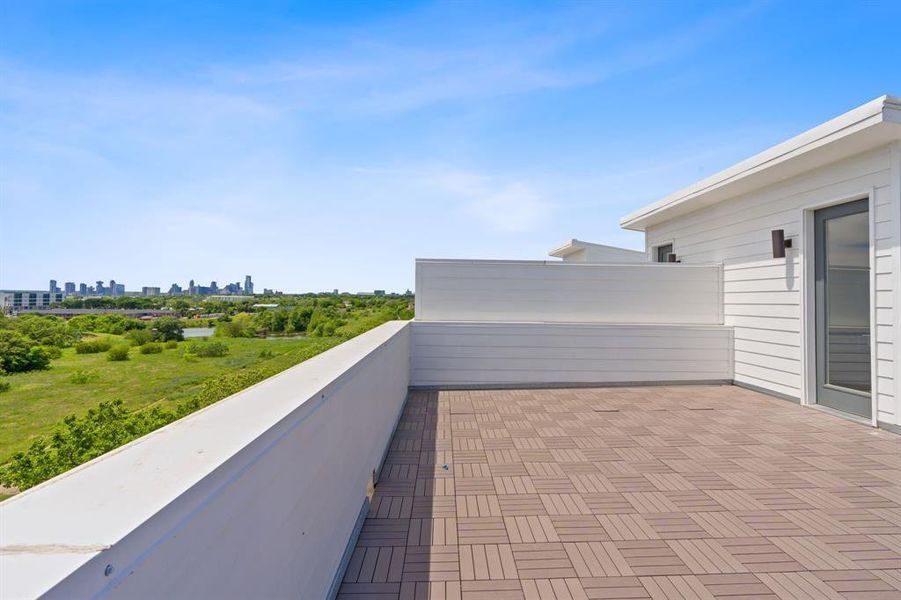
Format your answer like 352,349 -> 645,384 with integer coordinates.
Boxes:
411,322 -> 733,388
645,145 -> 900,427
415,259 -> 723,324
0,321 -> 411,600
413,259 -> 733,388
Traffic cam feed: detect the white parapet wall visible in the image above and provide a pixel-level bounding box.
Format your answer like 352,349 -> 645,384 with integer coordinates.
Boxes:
415,259 -> 724,324
0,321 -> 411,600
411,321 -> 734,388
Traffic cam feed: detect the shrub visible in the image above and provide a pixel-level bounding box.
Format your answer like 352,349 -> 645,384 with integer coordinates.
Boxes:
139,343 -> 163,354
152,317 -> 184,342
164,340 -> 178,349
0,331 -> 51,373
69,370 -> 100,384
182,352 -> 199,362
185,341 -> 229,357
68,314 -> 146,336
0,329 -> 50,373
258,348 -> 274,359
75,338 -> 113,354
40,345 -> 63,359
0,379 -> 9,393
126,329 -> 156,346
12,314 -> 77,347
107,345 -> 130,361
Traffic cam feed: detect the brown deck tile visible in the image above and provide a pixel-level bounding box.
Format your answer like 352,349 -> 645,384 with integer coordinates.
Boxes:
459,544 -> 519,581
402,545 -> 460,582
338,386 -> 901,598
400,580 -> 462,600
580,576 -> 649,599
504,515 -> 559,543
511,543 -> 577,579
814,569 -> 901,598
614,540 -> 691,576
519,578 -> 586,600
550,516 -> 609,542
695,573 -> 778,598
460,580 -> 524,600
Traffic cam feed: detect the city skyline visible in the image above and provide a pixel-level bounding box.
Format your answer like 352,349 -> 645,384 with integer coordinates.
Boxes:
41,275 -> 256,297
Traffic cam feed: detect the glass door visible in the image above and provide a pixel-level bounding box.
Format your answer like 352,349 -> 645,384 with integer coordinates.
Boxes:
814,198 -> 871,418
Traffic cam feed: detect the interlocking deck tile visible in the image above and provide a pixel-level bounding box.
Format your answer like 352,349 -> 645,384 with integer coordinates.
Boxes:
459,544 -> 519,581
337,386 -> 901,599
511,543 -> 577,579
402,545 -> 460,582
460,580 -> 524,600
519,578 -> 586,600
549,516 -> 609,542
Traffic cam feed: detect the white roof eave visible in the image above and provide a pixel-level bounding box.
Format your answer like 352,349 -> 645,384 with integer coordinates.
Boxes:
620,95 -> 901,232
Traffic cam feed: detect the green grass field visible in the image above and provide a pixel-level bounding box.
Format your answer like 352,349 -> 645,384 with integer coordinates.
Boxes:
0,335 -> 343,462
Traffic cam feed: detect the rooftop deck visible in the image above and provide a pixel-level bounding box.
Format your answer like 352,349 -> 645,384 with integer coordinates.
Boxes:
339,385 -> 901,599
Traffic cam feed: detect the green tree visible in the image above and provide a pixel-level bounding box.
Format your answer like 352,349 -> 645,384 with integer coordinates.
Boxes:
288,306 -> 314,333
214,313 -> 256,337
152,317 -> 184,341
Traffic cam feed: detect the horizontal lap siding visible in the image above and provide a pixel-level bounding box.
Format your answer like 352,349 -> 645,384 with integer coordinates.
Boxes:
410,322 -> 733,388
415,261 -> 722,324
646,147 -> 897,424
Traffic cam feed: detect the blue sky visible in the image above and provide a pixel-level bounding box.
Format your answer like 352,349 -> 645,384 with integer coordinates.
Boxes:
1,1 -> 899,293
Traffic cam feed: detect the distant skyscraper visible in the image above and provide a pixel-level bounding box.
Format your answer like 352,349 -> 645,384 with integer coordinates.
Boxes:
49,279 -> 58,293
168,283 -> 182,295
244,275 -> 253,295
189,279 -> 197,295
79,283 -> 88,296
64,282 -> 76,295
114,283 -> 125,296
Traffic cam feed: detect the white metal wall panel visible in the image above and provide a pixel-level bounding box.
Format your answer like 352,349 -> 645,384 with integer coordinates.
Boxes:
410,322 -> 733,388
415,260 -> 723,325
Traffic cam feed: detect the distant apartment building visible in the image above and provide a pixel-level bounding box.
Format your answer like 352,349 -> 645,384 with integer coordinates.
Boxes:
64,282 -> 76,295
142,287 -> 161,297
244,275 -> 253,295
78,283 -> 88,296
1,290 -> 64,312
168,283 -> 182,295
49,280 -> 60,294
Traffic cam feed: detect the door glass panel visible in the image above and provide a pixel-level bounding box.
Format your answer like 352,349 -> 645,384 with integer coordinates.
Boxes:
825,210 -> 870,393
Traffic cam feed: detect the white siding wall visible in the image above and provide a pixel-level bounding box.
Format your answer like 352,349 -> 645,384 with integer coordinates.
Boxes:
645,146 -> 899,427
411,322 -> 733,388
416,260 -> 723,324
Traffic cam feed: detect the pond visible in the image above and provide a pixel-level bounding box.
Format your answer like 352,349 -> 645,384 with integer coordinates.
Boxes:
182,327 -> 216,338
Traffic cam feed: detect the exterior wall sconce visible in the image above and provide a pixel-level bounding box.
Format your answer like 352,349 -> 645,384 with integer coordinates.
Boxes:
771,229 -> 792,258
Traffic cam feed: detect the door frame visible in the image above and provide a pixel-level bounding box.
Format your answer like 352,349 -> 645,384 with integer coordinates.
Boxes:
799,188 -> 877,426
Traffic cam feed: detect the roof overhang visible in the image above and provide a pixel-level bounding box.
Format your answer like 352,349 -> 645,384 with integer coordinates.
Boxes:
548,239 -> 642,259
620,95 -> 901,232
548,239 -> 586,258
